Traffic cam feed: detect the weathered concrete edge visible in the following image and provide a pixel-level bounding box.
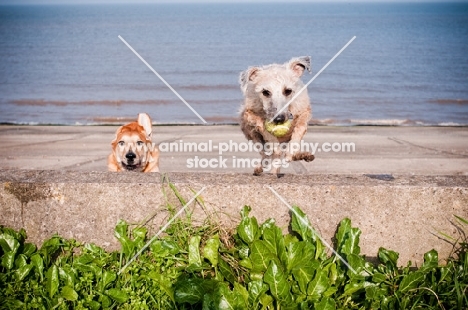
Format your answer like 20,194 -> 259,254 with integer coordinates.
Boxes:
1,170 -> 467,266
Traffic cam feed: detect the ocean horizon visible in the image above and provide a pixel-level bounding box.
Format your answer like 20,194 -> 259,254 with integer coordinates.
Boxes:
0,2 -> 467,126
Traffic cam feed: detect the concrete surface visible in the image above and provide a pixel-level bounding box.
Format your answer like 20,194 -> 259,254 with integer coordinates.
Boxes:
0,125 -> 467,174
0,125 -> 467,266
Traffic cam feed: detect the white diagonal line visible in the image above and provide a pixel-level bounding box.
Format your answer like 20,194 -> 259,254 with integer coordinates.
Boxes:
118,35 -> 207,124
271,36 -> 356,123
118,187 -> 207,275
267,186 -> 357,274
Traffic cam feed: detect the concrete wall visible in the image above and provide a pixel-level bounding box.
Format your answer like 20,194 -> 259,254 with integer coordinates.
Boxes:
1,170 -> 467,266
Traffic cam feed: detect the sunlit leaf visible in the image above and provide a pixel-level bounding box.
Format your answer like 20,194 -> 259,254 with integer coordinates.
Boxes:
203,234 -> 219,267
31,253 -> 44,281
292,261 -> 318,294
189,235 -> 202,266
61,285 -> 78,301
291,206 -> 313,242
314,296 -> 336,310
248,280 -> 269,305
398,271 -> 425,293
238,206 -> 259,244
378,247 -> 399,271
106,288 -> 128,303
250,240 -> 275,272
264,260 -> 290,302
307,270 -> 329,301
15,264 -> 33,281
46,265 -> 59,298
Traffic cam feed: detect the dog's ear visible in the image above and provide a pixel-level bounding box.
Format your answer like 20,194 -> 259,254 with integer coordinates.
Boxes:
137,113 -> 152,141
239,67 -> 260,94
288,56 -> 311,77
111,126 -> 123,146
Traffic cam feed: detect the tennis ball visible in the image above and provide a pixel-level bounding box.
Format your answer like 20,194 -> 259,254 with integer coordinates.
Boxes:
265,120 -> 292,137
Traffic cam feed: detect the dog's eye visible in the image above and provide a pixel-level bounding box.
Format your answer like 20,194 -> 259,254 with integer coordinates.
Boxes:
284,88 -> 292,96
118,141 -> 125,146
137,141 -> 144,146
262,90 -> 271,97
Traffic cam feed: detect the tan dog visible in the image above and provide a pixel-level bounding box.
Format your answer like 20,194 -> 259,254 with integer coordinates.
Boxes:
239,56 -> 315,175
107,113 -> 159,172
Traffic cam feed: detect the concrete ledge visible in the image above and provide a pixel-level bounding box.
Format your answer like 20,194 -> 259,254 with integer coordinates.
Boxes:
1,170 -> 467,266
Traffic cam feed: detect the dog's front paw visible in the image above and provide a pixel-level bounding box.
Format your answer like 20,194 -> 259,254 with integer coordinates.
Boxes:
253,166 -> 263,176
292,152 -> 315,162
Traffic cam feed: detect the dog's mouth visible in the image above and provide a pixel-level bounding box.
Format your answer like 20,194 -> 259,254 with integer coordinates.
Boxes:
121,161 -> 142,171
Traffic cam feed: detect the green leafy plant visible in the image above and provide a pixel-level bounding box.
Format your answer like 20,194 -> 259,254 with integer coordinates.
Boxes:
1,202 -> 467,309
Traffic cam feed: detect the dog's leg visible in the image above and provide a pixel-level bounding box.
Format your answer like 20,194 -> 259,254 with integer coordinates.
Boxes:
286,110 -> 314,162
241,110 -> 269,175
107,153 -> 121,171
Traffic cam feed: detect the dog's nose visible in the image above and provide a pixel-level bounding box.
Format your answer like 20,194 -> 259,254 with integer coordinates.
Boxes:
273,114 -> 286,124
126,152 -> 136,161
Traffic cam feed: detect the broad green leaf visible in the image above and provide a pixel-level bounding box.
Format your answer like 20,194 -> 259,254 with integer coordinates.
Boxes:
61,285 -> 78,301
259,293 -> 274,308
215,282 -> 248,310
175,278 -> 203,304
237,207 -> 259,244
307,270 -> 329,301
0,233 -> 20,253
22,243 -> 36,257
106,288 -> 128,303
262,224 -> 287,266
264,260 -> 290,302
372,272 -> 387,283
324,262 -> 338,285
422,249 -> 438,269
286,241 -> 315,273
132,226 -> 147,248
366,285 -> 388,300
378,248 -> 399,270
1,252 -> 15,270
15,264 -> 33,281
15,253 -> 28,268
335,218 -> 351,250
203,234 -> 219,267
292,261 -> 318,294
239,258 -> 252,269
46,265 -> 59,298
86,300 -> 101,310
346,253 -> 366,278
314,297 -> 336,310
341,227 -> 361,256
219,255 -> 237,285
31,253 -> 44,281
148,272 -> 175,303
151,240 -> 180,257
238,244 -> 250,259
291,206 -> 313,242
248,280 -> 269,305
114,220 -> 134,257
398,271 -> 425,293
343,279 -> 365,296
59,266 -> 75,287
40,236 -> 62,265
0,233 -> 20,270
189,235 -> 202,266
99,270 -> 116,292
233,282 -> 249,306
250,240 -> 275,272
99,295 -> 112,308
